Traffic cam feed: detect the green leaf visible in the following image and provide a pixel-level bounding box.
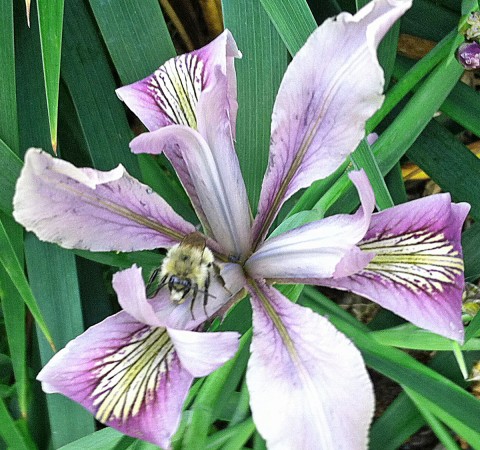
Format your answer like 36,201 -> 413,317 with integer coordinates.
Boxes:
462,222 -> 480,282
205,418 -> 255,450
350,139 -> 394,210
59,427 -> 128,449
223,0 -> 287,212
37,0 -> 64,152
371,323 -> 480,351
0,214 -> 28,416
260,0 -> 316,55
0,138 -> 22,216
406,120 -> 480,221
61,1 -> 140,177
0,398 -> 31,450
0,0 -> 19,153
181,332 -> 251,450
0,217 -> 53,349
89,0 -> 175,84
406,389 -> 462,450
25,235 -> 95,447
405,387 -> 480,448
370,393 -> 424,450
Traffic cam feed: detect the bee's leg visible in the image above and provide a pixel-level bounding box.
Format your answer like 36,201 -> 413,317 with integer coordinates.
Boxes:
147,272 -> 168,298
203,272 -> 211,318
189,284 -> 198,320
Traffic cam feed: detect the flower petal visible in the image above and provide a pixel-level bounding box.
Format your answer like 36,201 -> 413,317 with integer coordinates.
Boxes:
321,194 -> 470,342
245,170 -> 375,281
37,312 -> 193,448
113,264 -> 234,330
13,149 -> 195,251
246,279 -> 374,449
116,29 -> 240,133
168,328 -> 239,377
131,124 -> 251,258
251,0 -> 412,248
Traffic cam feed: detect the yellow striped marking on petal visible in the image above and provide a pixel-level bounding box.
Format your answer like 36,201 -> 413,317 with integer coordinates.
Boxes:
360,230 -> 463,295
148,53 -> 204,128
91,327 -> 173,423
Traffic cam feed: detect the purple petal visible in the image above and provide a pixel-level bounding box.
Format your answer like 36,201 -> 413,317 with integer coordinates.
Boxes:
13,149 -> 195,251
245,170 -> 375,281
321,194 -> 470,342
251,0 -> 412,248
247,279 -> 374,449
37,312 -> 193,448
131,124 -> 252,258
168,328 -> 239,377
113,264 -> 234,330
116,30 -> 240,133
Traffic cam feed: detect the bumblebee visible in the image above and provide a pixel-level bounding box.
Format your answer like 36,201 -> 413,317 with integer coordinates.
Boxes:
147,232 -> 215,318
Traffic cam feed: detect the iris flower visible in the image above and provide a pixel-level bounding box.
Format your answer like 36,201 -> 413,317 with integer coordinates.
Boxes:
13,0 -> 469,448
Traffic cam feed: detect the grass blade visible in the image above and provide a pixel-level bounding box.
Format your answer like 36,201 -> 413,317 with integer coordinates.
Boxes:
0,214 -> 28,416
223,0 -> 287,212
37,0 -> 64,152
25,235 -> 96,447
0,217 -> 53,349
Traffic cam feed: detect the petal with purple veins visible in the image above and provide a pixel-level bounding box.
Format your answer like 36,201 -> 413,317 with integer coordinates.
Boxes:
116,30 -> 240,133
37,312 -> 193,448
251,0 -> 412,247
13,149 -> 195,252
246,279 -> 374,450
245,170 -> 375,282
321,194 -> 470,342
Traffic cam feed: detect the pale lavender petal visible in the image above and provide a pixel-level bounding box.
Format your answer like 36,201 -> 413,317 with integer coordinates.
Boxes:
131,125 -> 251,258
37,312 -> 192,448
247,279 -> 374,449
113,264 -> 234,331
252,0 -> 412,248
168,328 -> 239,377
245,170 -> 375,281
116,30 -> 240,133
13,148 -> 195,251
321,194 -> 470,342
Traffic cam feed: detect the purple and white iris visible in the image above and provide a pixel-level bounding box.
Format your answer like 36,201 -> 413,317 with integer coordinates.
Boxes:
13,0 -> 469,448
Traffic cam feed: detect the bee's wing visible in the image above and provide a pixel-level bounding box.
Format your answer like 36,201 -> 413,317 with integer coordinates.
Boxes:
181,232 -> 207,250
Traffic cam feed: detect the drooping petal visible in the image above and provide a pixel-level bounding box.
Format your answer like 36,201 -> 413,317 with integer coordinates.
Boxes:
246,279 -> 374,450
13,149 -> 195,251
321,194 -> 470,342
116,29 -> 240,133
112,264 -> 234,330
37,312 -> 193,448
251,0 -> 412,248
131,122 -> 251,258
168,328 -> 239,377
245,170 -> 375,281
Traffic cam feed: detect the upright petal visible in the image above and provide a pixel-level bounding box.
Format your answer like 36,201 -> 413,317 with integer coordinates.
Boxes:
252,0 -> 412,248
37,312 -> 193,448
246,170 -> 375,281
116,29 -> 240,133
321,194 -> 469,342
246,279 -> 374,450
113,264 -> 235,330
13,149 -> 195,251
131,123 -> 251,258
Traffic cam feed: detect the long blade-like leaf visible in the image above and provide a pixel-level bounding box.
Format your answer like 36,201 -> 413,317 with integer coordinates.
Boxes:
37,0 -> 64,152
